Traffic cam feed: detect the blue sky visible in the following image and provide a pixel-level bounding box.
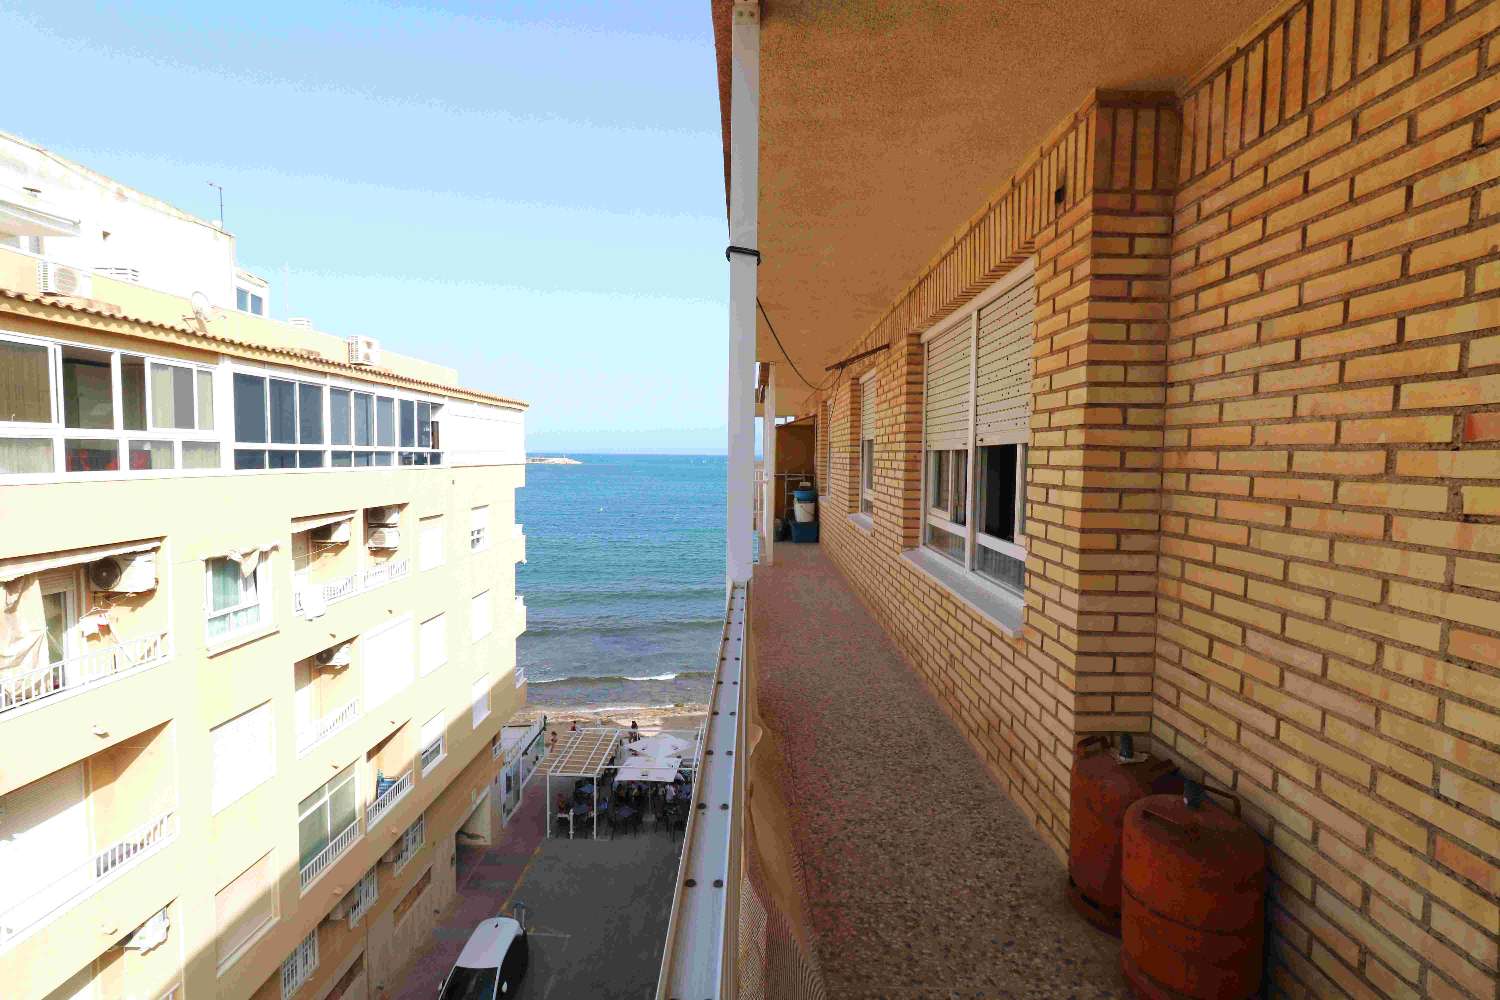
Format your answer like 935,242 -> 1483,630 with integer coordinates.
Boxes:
3,1 -> 728,452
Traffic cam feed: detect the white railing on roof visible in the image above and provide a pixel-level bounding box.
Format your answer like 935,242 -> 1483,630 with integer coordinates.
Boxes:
0,809 -> 177,950
367,769 -> 412,828
298,819 -> 360,893
655,583 -> 746,1000
0,632 -> 171,716
296,699 -> 359,756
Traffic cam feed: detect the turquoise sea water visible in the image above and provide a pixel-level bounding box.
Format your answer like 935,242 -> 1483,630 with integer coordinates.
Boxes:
516,454 -> 725,712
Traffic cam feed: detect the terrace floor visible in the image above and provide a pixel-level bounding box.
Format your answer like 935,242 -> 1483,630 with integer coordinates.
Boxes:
751,542 -> 1127,999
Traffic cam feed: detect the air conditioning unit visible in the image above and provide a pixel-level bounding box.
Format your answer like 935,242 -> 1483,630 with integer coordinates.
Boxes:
367,505 -> 400,527
37,260 -> 92,297
380,843 -> 403,865
95,266 -> 141,284
366,528 -> 400,550
325,895 -> 355,922
87,552 -> 158,594
315,642 -> 352,668
347,335 -> 380,366
312,521 -> 352,545
288,317 -> 314,329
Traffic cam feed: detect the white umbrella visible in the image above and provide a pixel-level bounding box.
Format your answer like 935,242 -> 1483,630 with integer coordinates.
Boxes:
616,757 -> 684,783
626,734 -> 691,759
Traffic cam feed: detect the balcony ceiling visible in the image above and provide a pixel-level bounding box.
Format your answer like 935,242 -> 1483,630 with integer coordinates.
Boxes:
714,0 -> 1280,415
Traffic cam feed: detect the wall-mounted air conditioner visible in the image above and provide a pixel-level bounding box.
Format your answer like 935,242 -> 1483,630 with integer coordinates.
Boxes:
315,642 -> 352,668
87,552 -> 158,594
366,528 -> 399,550
37,260 -> 91,297
325,894 -> 355,922
366,506 -> 400,527
347,335 -> 380,366
380,843 -> 403,865
312,521 -> 352,545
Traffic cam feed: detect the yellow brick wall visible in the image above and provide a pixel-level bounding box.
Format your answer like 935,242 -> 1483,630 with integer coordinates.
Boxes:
807,1 -> 1500,996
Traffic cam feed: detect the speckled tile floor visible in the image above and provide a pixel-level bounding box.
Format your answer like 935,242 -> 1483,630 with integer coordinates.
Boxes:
751,544 -> 1129,1000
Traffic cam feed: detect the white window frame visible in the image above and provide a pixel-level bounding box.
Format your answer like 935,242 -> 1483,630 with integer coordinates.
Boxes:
298,764 -> 359,870
0,329 -> 222,482
471,676 -> 491,728
917,261 -> 1034,599
470,591 -> 492,642
211,702 -> 276,814
419,613 -> 447,676
281,928 -> 319,1000
858,374 -> 875,516
235,286 -> 266,317
418,515 -> 444,571
419,711 -> 445,776
469,506 -> 489,552
205,556 -> 272,645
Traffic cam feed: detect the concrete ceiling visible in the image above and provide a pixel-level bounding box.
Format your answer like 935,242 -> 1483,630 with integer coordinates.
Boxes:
716,0 -> 1281,414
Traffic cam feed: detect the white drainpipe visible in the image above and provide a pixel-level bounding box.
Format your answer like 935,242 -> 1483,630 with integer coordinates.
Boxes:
760,363 -> 776,565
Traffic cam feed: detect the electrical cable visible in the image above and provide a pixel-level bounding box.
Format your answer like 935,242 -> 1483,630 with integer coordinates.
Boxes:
756,298 -> 840,394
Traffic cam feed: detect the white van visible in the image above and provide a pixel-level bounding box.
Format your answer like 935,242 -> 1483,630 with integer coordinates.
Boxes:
438,906 -> 530,999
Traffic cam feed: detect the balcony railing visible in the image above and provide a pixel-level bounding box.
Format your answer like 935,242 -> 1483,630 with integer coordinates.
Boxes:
296,699 -> 359,756
0,809 -> 178,950
292,561 -> 410,618
419,739 -> 443,773
0,632 -> 171,716
298,819 -> 360,893
366,769 -> 412,828
514,595 -> 526,634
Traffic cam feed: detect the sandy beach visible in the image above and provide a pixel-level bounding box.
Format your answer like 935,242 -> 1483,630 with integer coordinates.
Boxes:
511,704 -> 708,751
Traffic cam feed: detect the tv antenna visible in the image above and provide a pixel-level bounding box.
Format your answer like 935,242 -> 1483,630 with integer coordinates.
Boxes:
207,181 -> 224,228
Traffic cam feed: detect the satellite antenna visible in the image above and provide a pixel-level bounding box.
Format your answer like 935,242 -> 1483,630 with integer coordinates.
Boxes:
187,291 -> 213,328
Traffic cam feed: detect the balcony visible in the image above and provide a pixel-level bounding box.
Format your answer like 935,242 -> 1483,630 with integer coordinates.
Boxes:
0,809 -> 177,950
513,595 -> 526,634
0,632 -> 171,717
366,769 -> 412,828
296,699 -> 359,756
298,819 -> 360,892
291,560 -> 409,618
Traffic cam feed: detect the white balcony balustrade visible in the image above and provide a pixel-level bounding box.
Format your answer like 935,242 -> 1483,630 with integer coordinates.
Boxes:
0,632 -> 171,716
366,769 -> 412,828
298,819 -> 360,893
295,699 -> 359,756
361,559 -> 409,591
0,809 -> 178,950
292,561 -> 409,619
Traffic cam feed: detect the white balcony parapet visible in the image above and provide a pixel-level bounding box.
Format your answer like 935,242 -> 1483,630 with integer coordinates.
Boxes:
0,809 -> 178,950
296,699 -> 359,756
366,769 -> 412,828
0,632 -> 171,716
293,562 -> 409,619
298,819 -> 360,893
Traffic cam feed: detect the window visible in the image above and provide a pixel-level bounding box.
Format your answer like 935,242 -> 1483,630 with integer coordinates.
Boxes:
859,377 -> 876,515
363,616 -> 414,712
0,233 -> 43,254
211,703 -> 275,813
399,399 -> 442,465
393,813 -> 424,874
471,676 -> 491,727
920,261 -> 1035,597
206,556 -> 269,642
298,765 -> 358,873
234,375 -> 330,470
469,506 -> 489,551
470,591 -> 492,641
348,869 -> 378,927
419,614 -> 447,676
419,516 -> 444,570
281,928 -> 319,1000
216,852 -> 277,969
419,711 -> 445,775
236,288 -> 266,317
2,335 -> 219,476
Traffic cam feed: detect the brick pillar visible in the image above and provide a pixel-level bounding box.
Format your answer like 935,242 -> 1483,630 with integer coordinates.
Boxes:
1027,95 -> 1180,761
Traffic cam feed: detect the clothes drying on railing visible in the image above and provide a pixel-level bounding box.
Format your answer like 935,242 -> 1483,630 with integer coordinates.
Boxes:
375,771 -> 397,797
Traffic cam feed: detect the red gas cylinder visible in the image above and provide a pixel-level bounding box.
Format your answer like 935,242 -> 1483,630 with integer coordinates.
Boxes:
1121,782 -> 1267,1000
1068,734 -> 1180,934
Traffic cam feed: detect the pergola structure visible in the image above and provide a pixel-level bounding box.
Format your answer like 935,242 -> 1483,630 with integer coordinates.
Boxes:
540,726 -> 706,840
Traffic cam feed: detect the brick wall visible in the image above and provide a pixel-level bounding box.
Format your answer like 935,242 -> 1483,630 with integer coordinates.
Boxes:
802,0 -> 1500,996
1157,1 -> 1500,996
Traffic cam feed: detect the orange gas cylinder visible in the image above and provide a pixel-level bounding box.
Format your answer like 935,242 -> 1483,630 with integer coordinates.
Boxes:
1121,782 -> 1267,1000
1067,734 -> 1180,934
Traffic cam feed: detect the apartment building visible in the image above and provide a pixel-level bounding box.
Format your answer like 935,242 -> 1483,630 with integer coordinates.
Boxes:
687,2 -> 1500,998
0,134 -> 530,1000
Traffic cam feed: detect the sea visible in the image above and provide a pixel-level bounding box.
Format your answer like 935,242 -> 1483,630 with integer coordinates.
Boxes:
516,454 -> 725,714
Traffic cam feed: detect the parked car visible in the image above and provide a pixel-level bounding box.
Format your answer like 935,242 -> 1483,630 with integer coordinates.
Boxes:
439,905 -> 530,999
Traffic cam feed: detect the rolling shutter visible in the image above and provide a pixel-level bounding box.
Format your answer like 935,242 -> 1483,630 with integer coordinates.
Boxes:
364,616 -> 415,713
216,852 -> 276,966
0,765 -> 88,937
924,323 -> 971,451
975,269 -> 1036,444
859,379 -> 876,442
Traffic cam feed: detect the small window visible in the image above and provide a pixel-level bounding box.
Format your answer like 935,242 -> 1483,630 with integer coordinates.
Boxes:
375,396 -> 395,447
471,676 -> 491,727
0,339 -> 53,424
399,399 -> 415,448
269,379 -> 297,444
469,506 -> 489,551
206,555 -> 268,642
419,516 -> 444,571
234,374 -> 268,444
236,288 -> 249,312
470,591 -> 492,641
353,393 -> 373,447
211,702 -> 275,812
419,613 -> 447,675
329,389 -> 352,446
62,346 -> 114,429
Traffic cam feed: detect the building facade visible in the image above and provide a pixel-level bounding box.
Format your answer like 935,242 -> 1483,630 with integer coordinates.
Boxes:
714,1 -> 1500,997
0,137 -> 529,1000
